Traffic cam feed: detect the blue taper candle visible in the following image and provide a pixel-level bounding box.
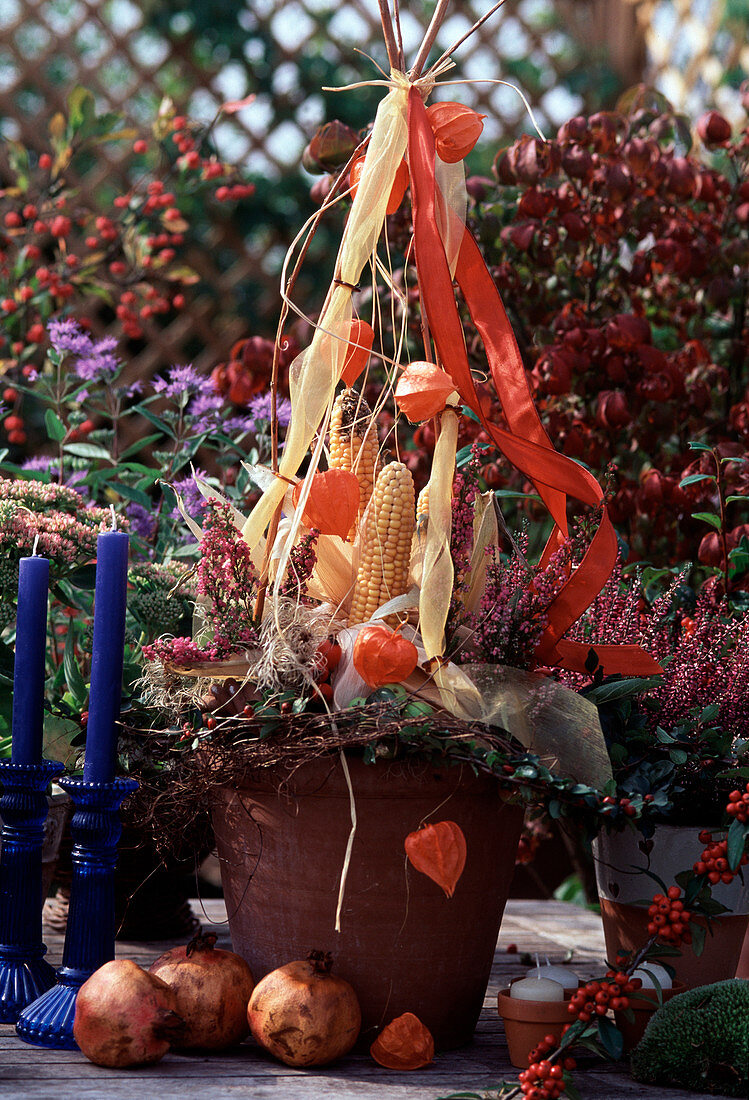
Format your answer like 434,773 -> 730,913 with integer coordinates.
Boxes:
82,529 -> 129,783
11,555 -> 50,765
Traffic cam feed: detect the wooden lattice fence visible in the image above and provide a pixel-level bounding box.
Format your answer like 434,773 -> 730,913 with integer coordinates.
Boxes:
0,0 -> 745,374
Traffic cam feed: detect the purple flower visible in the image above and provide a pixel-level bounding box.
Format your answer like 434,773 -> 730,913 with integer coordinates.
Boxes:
48,319 -> 94,356
152,363 -> 212,400
21,455 -> 58,472
249,393 -> 292,427
170,470 -> 208,521
188,391 -> 224,433
223,413 -> 257,435
126,502 -> 158,540
73,337 -> 121,381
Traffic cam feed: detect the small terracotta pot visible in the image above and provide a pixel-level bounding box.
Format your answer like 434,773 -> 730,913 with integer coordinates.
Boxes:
594,827 -> 749,988
497,989 -> 572,1068
614,980 -> 686,1051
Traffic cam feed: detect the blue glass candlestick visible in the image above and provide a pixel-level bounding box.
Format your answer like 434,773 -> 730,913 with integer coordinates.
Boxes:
0,758 -> 64,1022
16,775 -> 137,1049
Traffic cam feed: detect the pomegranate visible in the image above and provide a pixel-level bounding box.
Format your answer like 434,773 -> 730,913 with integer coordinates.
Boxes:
149,931 -> 255,1050
73,959 -> 185,1067
248,950 -> 361,1066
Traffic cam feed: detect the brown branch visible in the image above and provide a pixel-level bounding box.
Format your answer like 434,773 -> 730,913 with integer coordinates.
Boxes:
392,0 -> 405,70
424,0 -> 509,78
377,0 -> 400,71
411,0 -> 452,79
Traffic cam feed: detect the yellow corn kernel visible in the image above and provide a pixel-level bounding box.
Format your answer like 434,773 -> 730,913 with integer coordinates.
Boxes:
349,461 -> 415,625
416,483 -> 429,531
329,389 -> 380,532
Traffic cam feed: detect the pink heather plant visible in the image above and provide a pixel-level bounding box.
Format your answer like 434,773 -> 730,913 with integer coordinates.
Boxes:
562,559 -> 749,742
143,500 -> 260,668
453,530 -> 573,671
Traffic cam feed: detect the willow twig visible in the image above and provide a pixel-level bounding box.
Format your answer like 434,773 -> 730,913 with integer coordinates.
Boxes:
411,0 -> 452,79
423,0 -> 509,79
377,0 -> 400,71
392,0 -> 405,70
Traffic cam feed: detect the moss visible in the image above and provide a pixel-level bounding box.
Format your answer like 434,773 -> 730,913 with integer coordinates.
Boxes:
630,979 -> 749,1097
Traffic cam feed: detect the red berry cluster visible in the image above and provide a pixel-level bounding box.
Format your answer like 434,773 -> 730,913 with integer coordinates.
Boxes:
0,102 -> 255,435
647,885 -> 692,944
600,794 -> 637,817
519,1034 -> 576,1099
310,636 -> 342,706
389,104 -> 749,569
694,831 -> 749,884
567,971 -> 641,1023
726,784 -> 749,823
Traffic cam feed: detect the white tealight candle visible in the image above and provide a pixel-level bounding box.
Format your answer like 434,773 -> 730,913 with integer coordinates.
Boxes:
631,963 -> 673,990
525,965 -> 578,988
509,977 -> 565,1002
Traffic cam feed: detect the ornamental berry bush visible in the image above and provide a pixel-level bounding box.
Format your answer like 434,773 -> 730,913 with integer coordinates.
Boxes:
0,85 -> 254,454
459,90 -> 749,569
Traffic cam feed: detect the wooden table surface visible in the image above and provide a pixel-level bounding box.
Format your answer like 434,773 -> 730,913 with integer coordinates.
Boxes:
0,899 -> 704,1099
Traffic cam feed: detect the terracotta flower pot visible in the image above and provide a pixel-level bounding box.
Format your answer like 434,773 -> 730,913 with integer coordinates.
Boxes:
593,827 -> 749,988
614,980 -> 686,1051
212,753 -> 524,1050
497,988 -> 571,1068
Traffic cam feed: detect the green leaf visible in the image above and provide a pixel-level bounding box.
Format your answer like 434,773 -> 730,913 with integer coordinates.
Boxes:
108,482 -> 153,509
67,85 -> 96,133
596,1014 -> 624,1060
688,441 -> 714,453
726,495 -> 749,504
699,703 -> 720,724
585,676 -> 662,706
494,489 -> 543,503
679,473 -> 715,487
44,408 -> 67,443
137,406 -> 175,438
118,434 -> 163,459
691,511 -> 722,530
43,713 -> 81,770
690,921 -> 706,957
563,1077 -> 583,1100
669,748 -> 688,764
63,629 -> 88,707
727,818 -> 749,871
63,442 -> 114,462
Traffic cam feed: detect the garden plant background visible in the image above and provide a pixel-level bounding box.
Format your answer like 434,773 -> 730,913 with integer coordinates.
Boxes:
0,0 -> 748,758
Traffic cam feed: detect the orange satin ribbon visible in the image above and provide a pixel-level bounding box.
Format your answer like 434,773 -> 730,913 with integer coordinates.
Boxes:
407,87 -> 660,676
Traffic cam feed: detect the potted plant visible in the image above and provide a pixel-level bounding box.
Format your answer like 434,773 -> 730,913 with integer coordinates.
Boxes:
556,552 -> 749,987
136,6 -> 664,1053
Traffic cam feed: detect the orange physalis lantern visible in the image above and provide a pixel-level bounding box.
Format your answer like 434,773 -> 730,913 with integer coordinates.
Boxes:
404,821 -> 467,898
425,102 -> 486,163
394,361 -> 457,422
349,155 -> 409,215
341,319 -> 375,388
292,469 -> 359,540
370,1012 -> 435,1070
352,624 -> 418,689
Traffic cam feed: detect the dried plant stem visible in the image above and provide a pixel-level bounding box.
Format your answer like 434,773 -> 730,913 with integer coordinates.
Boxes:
334,749 -> 357,933
377,0 -> 400,71
253,143 -> 368,622
392,0 -> 405,70
424,0 -> 509,78
411,0 -> 451,79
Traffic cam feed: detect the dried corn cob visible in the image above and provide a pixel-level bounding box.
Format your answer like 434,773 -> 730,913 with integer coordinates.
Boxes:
416,483 -> 429,526
349,460 -> 415,625
329,389 -> 380,535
